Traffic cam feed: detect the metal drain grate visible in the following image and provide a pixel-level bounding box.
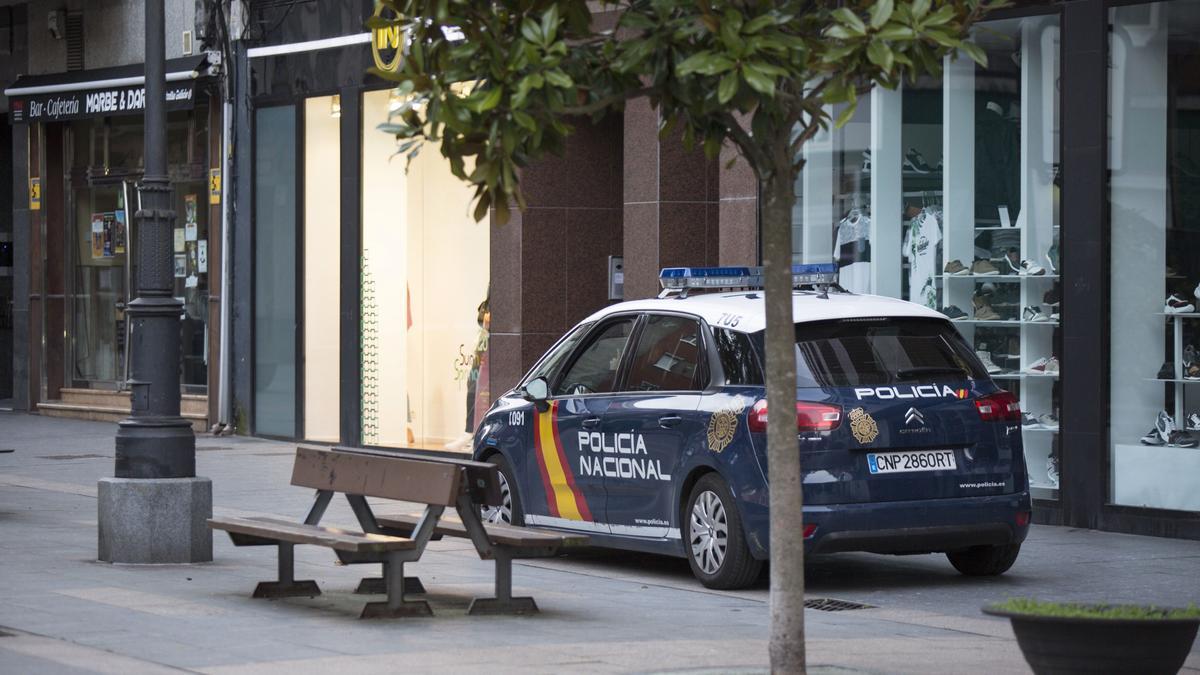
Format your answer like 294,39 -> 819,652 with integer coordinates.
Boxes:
39,453 -> 106,460
805,597 -> 875,612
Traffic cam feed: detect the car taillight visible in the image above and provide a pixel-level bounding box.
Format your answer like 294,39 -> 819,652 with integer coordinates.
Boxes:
975,390 -> 1021,422
748,399 -> 842,433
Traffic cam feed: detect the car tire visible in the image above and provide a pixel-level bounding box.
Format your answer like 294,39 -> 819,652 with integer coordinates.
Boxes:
481,452 -> 524,526
684,473 -> 762,590
946,543 -> 1021,576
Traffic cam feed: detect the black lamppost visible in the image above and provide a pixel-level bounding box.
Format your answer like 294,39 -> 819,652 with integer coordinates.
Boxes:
98,0 -> 212,564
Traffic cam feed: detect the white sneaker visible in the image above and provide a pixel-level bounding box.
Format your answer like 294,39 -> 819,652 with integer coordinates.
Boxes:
1021,261 -> 1046,276
976,350 -> 1003,374
1046,455 -> 1059,488
1156,410 -> 1176,444
1022,306 -> 1051,322
1166,294 -> 1195,313
1188,413 -> 1200,431
1026,357 -> 1049,373
1044,356 -> 1060,374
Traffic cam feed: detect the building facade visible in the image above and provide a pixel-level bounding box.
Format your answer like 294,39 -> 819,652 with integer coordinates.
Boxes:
5,0 -> 1199,541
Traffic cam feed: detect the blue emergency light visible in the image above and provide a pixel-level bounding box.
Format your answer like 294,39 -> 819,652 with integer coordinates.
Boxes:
658,263 -> 839,293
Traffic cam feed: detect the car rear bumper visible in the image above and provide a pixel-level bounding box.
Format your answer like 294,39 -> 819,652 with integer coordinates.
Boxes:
742,491 -> 1031,559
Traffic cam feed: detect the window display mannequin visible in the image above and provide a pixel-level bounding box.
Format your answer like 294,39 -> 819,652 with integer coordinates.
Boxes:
835,206 -> 872,293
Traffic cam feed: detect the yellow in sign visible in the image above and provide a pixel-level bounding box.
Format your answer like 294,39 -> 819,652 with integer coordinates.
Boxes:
29,177 -> 41,211
371,4 -> 403,73
209,168 -> 221,205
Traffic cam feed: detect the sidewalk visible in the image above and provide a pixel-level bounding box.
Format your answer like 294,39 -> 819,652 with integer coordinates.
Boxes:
1,411 -> 1198,674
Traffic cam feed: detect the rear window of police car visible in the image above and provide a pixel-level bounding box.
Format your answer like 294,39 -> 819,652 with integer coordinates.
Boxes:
752,317 -> 987,387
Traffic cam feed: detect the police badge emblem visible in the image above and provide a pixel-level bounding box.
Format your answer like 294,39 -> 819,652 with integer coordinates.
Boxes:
707,397 -> 744,453
848,407 -> 879,445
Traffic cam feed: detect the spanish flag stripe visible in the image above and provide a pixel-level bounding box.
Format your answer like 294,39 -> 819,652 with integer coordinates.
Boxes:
531,405 -> 560,517
533,402 -> 587,521
549,403 -> 593,521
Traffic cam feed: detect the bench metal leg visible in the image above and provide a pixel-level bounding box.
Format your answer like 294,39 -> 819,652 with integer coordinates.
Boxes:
253,543 -> 321,599
354,561 -> 426,595
467,548 -> 538,615
360,555 -> 432,618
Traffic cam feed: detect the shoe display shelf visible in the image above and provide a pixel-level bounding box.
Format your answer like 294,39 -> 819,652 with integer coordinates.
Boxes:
1151,312 -> 1200,427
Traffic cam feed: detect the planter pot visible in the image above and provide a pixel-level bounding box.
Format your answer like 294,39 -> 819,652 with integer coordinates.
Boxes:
983,605 -> 1200,675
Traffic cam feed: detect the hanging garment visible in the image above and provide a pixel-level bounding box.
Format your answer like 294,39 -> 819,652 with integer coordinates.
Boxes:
903,206 -> 943,309
835,208 -> 872,293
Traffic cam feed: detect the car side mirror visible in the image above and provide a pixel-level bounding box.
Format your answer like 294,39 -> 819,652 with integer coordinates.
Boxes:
522,377 -> 550,412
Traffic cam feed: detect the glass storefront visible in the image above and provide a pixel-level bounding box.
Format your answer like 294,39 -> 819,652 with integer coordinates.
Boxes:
793,16 -> 1062,499
1109,0 -> 1200,512
64,107 -> 211,393
361,89 -> 490,451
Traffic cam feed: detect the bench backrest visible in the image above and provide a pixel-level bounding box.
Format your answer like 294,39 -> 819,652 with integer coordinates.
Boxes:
291,445 -> 462,506
333,446 -> 503,507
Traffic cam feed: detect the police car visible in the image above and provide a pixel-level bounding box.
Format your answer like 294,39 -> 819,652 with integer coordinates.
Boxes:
473,264 -> 1031,589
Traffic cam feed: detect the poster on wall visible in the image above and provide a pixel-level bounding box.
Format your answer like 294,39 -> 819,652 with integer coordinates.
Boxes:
174,228 -> 185,253
113,210 -> 126,254
184,194 -> 198,241
173,254 -> 186,278
91,214 -> 106,259
102,213 -> 117,257
197,240 -> 208,273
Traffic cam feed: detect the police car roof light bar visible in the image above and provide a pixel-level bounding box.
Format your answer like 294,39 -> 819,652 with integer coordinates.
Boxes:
658,263 -> 841,298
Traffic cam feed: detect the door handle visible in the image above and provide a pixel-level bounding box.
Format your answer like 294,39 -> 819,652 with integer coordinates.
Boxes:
658,415 -> 683,428
581,417 -> 602,429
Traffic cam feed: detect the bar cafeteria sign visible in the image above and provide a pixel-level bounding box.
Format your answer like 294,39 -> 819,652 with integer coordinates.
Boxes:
10,82 -> 194,123
371,4 -> 403,73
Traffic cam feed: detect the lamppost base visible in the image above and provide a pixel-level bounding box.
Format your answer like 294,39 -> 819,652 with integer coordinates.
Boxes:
98,476 -> 213,563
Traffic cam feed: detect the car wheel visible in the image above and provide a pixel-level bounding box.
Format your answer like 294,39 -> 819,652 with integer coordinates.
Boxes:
684,473 -> 762,590
946,543 -> 1021,576
481,453 -> 524,526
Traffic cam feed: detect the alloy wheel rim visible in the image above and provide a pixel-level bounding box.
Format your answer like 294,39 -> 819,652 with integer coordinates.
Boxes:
481,471 -> 513,524
689,490 -> 728,575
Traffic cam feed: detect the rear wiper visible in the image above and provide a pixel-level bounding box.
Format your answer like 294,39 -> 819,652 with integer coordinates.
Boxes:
895,366 -> 967,380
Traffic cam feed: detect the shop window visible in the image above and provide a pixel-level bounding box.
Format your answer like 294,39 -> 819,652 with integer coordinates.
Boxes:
790,16 -> 1062,499
253,105 -> 297,437
1109,1 -> 1200,512
303,96 -> 340,442
361,89 -> 489,451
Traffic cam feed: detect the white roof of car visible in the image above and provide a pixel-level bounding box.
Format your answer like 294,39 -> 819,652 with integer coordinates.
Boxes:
582,290 -> 948,334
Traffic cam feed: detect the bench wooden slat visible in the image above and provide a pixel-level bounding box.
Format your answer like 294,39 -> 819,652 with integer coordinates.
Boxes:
291,445 -> 462,506
208,516 -> 417,553
377,513 -> 590,548
332,446 -> 503,507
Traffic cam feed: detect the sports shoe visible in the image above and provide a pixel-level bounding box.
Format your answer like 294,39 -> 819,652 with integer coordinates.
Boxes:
1156,410 -> 1176,443
1158,362 -> 1175,379
942,305 -> 968,320
974,304 -> 1001,321
904,148 -> 933,174
1023,306 -> 1051,322
976,350 -> 1003,374
1043,285 -> 1061,306
1037,413 -> 1059,430
1045,242 -> 1059,274
1187,413 -> 1200,431
1044,356 -> 1060,375
1021,261 -> 1046,276
1003,248 -> 1022,274
943,259 -> 969,276
1046,455 -> 1059,487
1141,427 -> 1166,446
1027,356 -> 1059,375
1022,413 -> 1041,427
1166,294 -> 1195,313
862,150 -> 871,174
971,259 -> 1000,276
1186,363 -> 1200,380
1168,431 -> 1199,448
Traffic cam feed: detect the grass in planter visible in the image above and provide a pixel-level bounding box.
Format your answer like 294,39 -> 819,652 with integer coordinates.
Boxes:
992,598 -> 1200,620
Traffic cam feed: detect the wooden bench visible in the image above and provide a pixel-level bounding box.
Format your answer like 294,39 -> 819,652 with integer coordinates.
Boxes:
375,512 -> 590,615
208,444 -> 584,617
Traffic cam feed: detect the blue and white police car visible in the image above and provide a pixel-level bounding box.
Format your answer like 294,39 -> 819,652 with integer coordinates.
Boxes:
473,264 -> 1031,589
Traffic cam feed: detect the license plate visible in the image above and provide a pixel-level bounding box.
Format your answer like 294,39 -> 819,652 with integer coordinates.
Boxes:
867,449 -> 957,474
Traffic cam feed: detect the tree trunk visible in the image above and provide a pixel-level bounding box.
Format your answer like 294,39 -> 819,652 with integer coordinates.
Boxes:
762,165 -> 804,673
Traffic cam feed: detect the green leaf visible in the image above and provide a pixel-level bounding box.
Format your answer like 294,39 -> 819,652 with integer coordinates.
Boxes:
677,52 -> 736,76
544,69 -> 573,88
512,110 -> 537,131
825,25 -> 854,40
924,5 -> 958,26
743,13 -> 777,35
869,0 -> 894,30
834,101 -> 859,128
876,24 -> 917,41
912,0 -> 931,19
832,8 -> 867,35
520,18 -> 541,45
960,41 -> 988,67
540,5 -> 560,44
741,63 -> 776,97
866,40 -> 894,72
718,71 -> 738,104
470,87 -> 503,113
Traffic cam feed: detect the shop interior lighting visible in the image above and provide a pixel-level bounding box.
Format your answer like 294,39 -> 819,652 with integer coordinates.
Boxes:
330,94 -> 342,118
